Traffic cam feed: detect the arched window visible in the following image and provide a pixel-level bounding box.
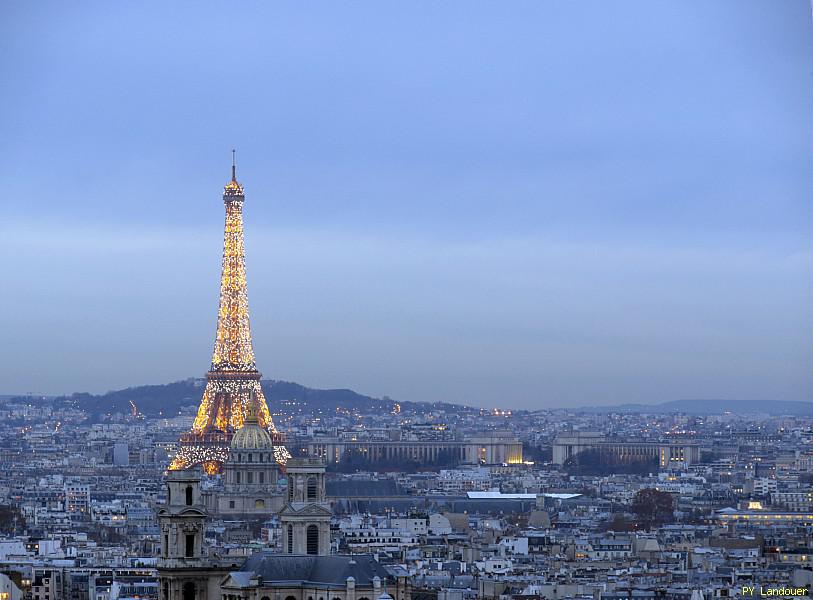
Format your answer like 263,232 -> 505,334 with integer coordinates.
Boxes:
287,524 -> 294,554
185,486 -> 193,506
182,582 -> 195,600
306,477 -> 318,501
255,499 -> 265,509
306,524 -> 319,555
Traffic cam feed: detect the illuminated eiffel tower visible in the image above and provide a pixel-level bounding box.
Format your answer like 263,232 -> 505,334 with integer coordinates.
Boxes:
170,154 -> 290,474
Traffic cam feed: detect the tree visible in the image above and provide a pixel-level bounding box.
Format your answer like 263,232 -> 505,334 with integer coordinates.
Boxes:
601,513 -> 637,532
0,505 -> 26,535
631,488 -> 674,530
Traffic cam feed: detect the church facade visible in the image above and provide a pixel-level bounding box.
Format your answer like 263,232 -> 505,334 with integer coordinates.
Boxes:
158,459 -> 410,600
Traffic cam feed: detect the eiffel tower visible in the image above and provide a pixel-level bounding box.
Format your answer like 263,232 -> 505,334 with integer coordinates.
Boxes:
170,154 -> 290,474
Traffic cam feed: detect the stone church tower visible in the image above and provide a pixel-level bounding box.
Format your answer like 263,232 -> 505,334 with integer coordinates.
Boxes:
157,470 -> 230,600
278,457 -> 332,555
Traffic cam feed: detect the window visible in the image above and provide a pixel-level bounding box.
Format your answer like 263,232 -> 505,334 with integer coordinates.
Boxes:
185,534 -> 195,557
248,453 -> 253,463
260,472 -> 265,484
287,524 -> 294,553
255,499 -> 265,509
182,583 -> 195,600
236,472 -> 241,484
306,524 -> 319,555
185,486 -> 193,506
247,472 -> 253,484
167,486 -> 171,504
229,501 -> 235,509
307,477 -> 318,501
164,535 -> 168,557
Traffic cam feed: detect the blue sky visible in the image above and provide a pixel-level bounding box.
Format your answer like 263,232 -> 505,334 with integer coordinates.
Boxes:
1,1 -> 812,407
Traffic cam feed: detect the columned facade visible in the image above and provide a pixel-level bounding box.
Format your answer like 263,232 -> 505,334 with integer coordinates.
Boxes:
279,458 -> 332,555
157,470 -> 229,600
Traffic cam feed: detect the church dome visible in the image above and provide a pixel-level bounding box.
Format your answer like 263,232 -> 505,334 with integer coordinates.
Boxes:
231,421 -> 274,450
230,398 -> 274,451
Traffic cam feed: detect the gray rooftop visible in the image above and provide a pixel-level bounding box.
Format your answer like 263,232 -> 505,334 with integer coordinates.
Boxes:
240,553 -> 392,588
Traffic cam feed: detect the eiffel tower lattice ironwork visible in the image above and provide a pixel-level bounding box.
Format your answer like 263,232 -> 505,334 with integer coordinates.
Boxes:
170,155 -> 290,474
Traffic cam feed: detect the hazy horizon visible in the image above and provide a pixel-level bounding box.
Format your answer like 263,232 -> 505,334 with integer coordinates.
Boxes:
2,1 -> 812,408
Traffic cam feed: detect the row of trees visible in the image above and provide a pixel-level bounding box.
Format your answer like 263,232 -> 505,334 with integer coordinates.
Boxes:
328,447 -> 462,473
564,448 -> 657,476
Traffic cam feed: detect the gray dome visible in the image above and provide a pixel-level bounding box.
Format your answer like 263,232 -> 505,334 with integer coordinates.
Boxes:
231,397 -> 274,451
231,421 -> 274,450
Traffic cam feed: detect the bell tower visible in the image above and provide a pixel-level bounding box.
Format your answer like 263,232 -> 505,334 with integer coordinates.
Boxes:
158,470 -> 214,600
278,458 -> 332,555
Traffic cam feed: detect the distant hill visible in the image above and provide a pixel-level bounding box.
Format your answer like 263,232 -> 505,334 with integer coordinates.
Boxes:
574,398 -> 813,416
7,382 -> 810,418
22,379 -> 400,420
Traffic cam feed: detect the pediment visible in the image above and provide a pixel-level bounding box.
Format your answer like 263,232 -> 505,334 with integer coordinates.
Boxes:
157,506 -> 207,518
220,571 -> 257,589
279,503 -> 332,517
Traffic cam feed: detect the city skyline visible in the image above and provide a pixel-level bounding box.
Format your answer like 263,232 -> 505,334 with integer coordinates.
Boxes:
1,1 -> 812,407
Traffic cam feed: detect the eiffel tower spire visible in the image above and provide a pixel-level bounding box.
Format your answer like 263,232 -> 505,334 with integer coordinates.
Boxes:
211,151 -> 254,371
170,155 -> 290,473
